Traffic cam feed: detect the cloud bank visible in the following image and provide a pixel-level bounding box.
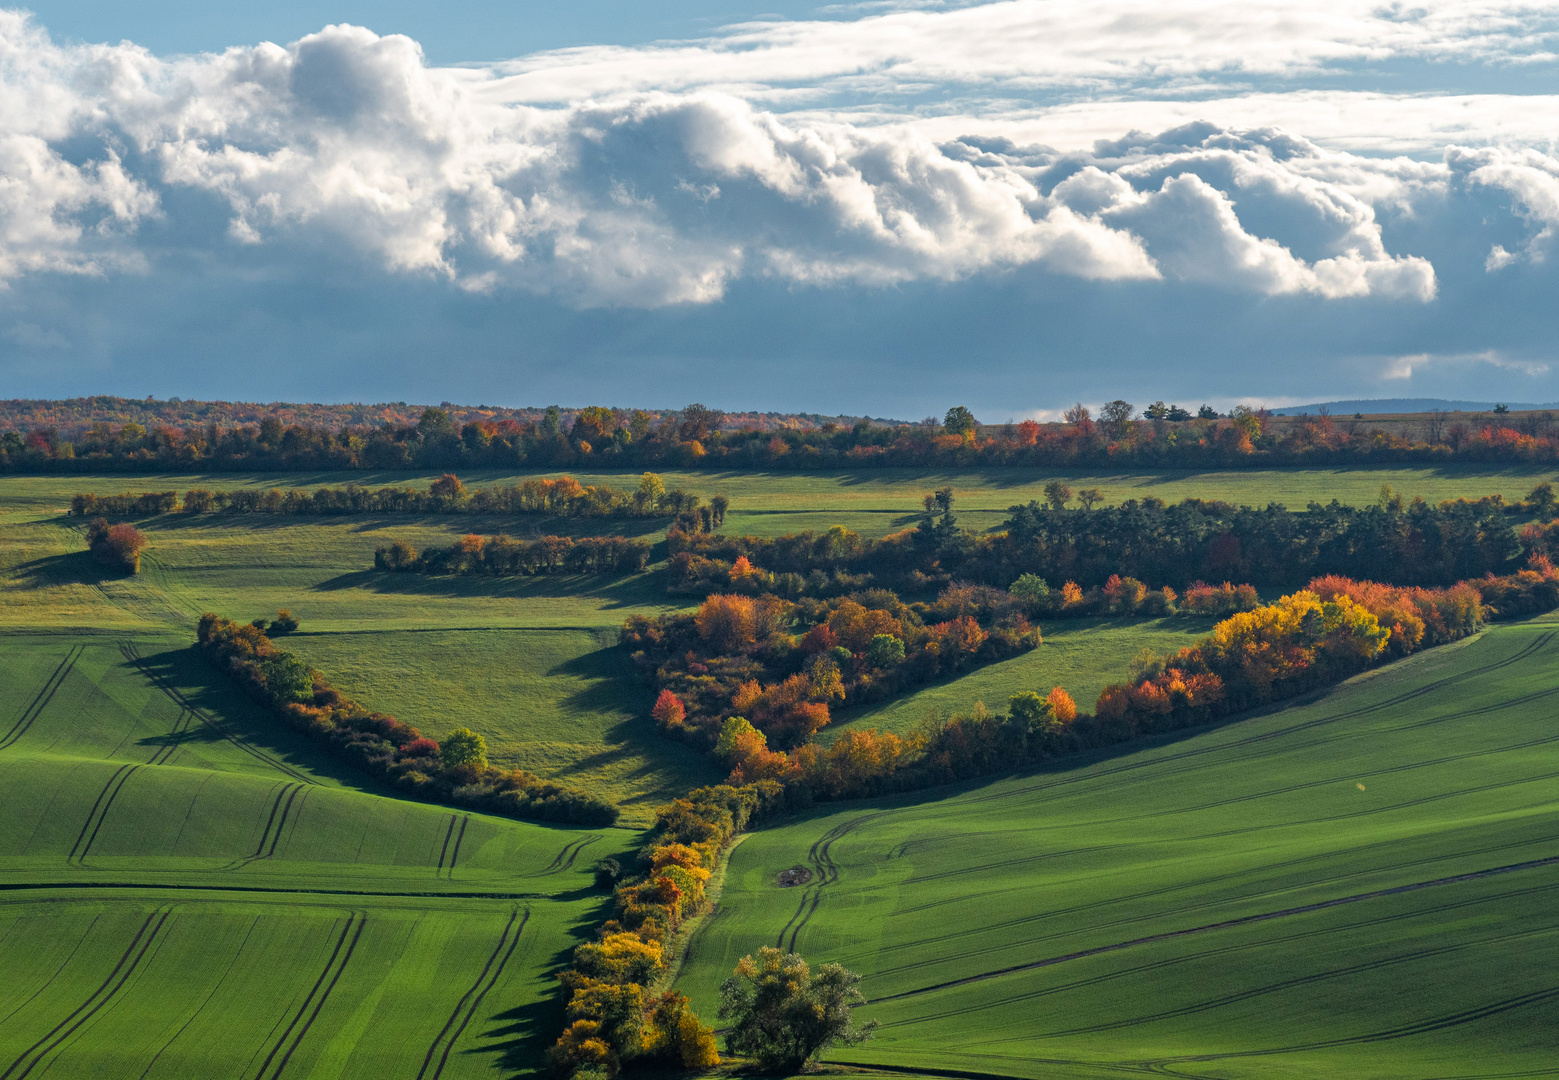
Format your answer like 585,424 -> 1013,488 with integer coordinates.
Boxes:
3,1 -> 1559,410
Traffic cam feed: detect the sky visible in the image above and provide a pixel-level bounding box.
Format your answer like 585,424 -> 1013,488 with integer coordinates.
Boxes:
3,1 -> 1559,419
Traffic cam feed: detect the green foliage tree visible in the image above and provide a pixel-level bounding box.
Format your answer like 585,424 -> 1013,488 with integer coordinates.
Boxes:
718,948 -> 877,1071
943,405 -> 976,436
638,472 -> 666,510
1043,480 -> 1072,510
1010,573 -> 1050,605
1198,404 -> 1219,419
269,608 -> 299,634
440,727 -> 488,767
258,653 -> 313,704
1100,399 -> 1135,436
1008,690 -> 1057,733
866,633 -> 904,669
1077,487 -> 1104,511
418,407 -> 455,440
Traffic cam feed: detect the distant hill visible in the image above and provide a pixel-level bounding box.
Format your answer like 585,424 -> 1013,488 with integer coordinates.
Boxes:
0,396 -> 901,439
1271,398 -> 1559,416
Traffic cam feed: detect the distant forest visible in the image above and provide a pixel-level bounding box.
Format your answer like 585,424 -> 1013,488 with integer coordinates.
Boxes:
5,398 -> 1559,473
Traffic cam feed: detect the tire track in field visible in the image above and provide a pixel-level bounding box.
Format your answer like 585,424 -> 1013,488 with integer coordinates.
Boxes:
536,835 -> 601,876
417,908 -> 530,1080
444,817 -> 470,879
67,765 -> 141,864
0,915 -> 104,1032
775,813 -> 889,952
0,646 -> 85,752
0,908 -> 171,1080
142,708 -> 194,767
870,853 -> 1559,1004
434,816 -> 458,875
136,916 -> 263,1080
871,826 -> 1559,984
119,643 -> 313,784
224,784 -> 308,870
890,878 -> 1559,1030
252,912 -> 365,1080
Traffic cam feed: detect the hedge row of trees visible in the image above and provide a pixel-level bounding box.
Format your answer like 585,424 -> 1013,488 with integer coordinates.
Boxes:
68,473 -> 718,521
548,783 -> 798,1079
631,553 -> 1559,809
196,614 -> 618,826
375,535 -> 652,576
671,487 -> 1554,598
15,400 -> 1559,473
624,588 -> 1041,750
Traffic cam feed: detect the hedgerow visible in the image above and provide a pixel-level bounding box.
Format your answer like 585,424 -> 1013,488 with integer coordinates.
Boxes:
196,613 -> 618,826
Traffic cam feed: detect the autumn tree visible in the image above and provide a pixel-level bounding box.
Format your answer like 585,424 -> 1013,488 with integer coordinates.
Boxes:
86,518 -> 148,573
718,948 -> 877,1071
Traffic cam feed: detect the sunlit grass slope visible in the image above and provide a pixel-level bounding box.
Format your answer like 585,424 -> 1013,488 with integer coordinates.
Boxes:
826,615 -> 1219,739
675,624 -> 1559,1079
0,635 -> 638,1078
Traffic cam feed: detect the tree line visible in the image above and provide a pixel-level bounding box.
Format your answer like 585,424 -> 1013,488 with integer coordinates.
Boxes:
670,485 -> 1556,599
15,400 -> 1559,473
68,473 -> 719,521
375,534 -> 652,576
196,613 -> 618,826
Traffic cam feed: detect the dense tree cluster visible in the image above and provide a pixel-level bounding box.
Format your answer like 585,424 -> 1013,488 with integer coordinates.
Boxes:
15,399 -> 1559,473
85,518 -> 147,573
375,534 -> 651,576
549,783 -> 802,1079
196,613 -> 617,826
623,587 -> 1041,751
69,473 -> 711,520
719,948 -> 877,1070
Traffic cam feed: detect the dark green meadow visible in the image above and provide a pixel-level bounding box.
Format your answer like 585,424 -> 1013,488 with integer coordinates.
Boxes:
672,623 -> 1559,1078
0,635 -> 640,1078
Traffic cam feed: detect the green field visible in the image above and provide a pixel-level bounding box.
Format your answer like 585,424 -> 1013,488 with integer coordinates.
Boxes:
675,623 -> 1559,1079
828,615 -> 1220,739
0,635 -> 638,1078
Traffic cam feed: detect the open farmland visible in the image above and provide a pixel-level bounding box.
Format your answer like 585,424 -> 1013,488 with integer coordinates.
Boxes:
0,635 -> 638,1078
674,622 -> 1559,1079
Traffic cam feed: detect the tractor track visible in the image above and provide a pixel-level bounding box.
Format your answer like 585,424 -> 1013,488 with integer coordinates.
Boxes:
417,908 -> 529,1080
0,646 -> 85,752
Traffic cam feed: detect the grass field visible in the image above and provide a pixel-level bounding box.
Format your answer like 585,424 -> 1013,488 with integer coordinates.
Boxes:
0,635 -> 638,1078
827,615 -> 1220,739
674,623 -> 1559,1079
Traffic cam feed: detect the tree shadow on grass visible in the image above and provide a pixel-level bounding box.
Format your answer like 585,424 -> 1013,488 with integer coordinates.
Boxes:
10,550 -> 132,588
487,899 -> 619,1073
123,644 -> 382,791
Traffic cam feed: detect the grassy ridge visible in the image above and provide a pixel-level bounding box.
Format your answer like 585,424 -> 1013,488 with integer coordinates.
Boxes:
0,637 -> 639,1077
674,623 -> 1559,1078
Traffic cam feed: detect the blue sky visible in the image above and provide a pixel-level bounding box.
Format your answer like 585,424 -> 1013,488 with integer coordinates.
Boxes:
4,1 -> 1559,419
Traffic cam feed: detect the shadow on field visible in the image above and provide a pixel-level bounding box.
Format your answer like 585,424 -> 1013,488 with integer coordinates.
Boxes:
11,550 -> 133,587
123,645 -> 378,790
133,511 -> 668,541
309,567 -> 674,609
490,901 -> 618,1073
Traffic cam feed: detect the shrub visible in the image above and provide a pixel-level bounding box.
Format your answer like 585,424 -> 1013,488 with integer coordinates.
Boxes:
269,608 -> 299,634
85,518 -> 147,572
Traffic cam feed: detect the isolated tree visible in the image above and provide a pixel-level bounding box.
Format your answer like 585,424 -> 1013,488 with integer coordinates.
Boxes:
1100,400 -> 1135,437
943,406 -> 976,437
1043,481 -> 1072,510
1077,487 -> 1104,511
429,473 -> 464,499
86,518 -> 147,573
440,727 -> 487,767
718,948 -> 877,1071
638,472 -> 666,510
